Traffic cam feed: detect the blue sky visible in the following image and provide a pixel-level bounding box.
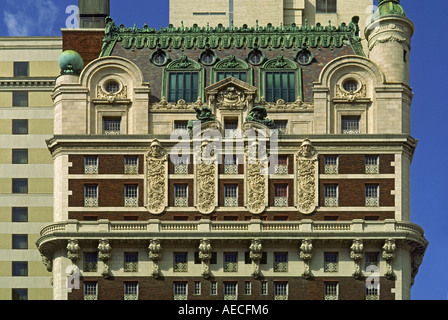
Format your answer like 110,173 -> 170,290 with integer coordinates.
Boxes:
0,0 -> 446,300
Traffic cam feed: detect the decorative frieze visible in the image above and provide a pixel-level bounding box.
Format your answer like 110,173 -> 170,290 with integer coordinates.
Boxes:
260,96 -> 314,111
296,139 -> 318,214
146,139 -> 167,214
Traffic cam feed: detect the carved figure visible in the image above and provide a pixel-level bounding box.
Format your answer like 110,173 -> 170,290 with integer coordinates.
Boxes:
245,105 -> 276,129
188,106 -> 216,131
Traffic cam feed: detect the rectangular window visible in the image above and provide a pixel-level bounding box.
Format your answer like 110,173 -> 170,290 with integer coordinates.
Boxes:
12,261 -> 28,276
244,281 -> 252,295
210,281 -> 218,295
365,184 -> 379,207
12,179 -> 28,194
174,282 -> 188,300
274,184 -> 288,207
12,149 -> 28,164
168,72 -> 199,103
174,184 -> 188,207
224,119 -> 239,138
365,252 -> 380,271
124,185 -> 139,207
124,252 -> 138,272
341,116 -> 360,134
273,155 -> 288,175
365,156 -> 379,174
12,120 -> 28,135
12,92 -> 28,107
324,252 -> 339,272
12,288 -> 28,300
174,120 -> 189,134
84,185 -> 98,207
316,0 -> 337,13
265,71 -> 296,103
261,281 -> 268,295
324,184 -> 338,207
12,235 -> 27,249
217,71 -> 247,82
14,62 -> 29,77
324,156 -> 338,174
194,281 -> 201,295
274,252 -> 288,272
84,156 -> 98,174
224,184 -> 238,207
224,252 -> 238,272
124,156 -> 139,174
274,282 -> 288,300
324,282 -> 339,300
174,252 -> 188,272
274,120 -> 288,134
228,0 -> 234,26
84,282 -> 98,300
173,155 -> 189,174
224,155 -> 238,174
12,207 -> 28,222
124,282 -> 138,300
103,117 -> 121,134
223,282 -> 238,300
84,252 -> 98,272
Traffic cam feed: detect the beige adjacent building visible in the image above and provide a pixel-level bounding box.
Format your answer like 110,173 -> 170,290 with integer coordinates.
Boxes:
0,37 -> 62,300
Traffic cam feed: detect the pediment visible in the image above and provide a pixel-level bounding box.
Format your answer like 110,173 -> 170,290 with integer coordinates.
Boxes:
205,77 -> 258,110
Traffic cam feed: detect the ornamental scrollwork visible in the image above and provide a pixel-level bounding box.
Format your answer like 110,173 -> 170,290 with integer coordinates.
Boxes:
246,141 -> 268,214
195,140 -> 217,214
350,238 -> 364,279
383,238 -> 396,280
296,139 -> 318,214
149,239 -> 162,279
146,139 -> 167,214
198,239 -> 212,279
98,239 -> 112,279
300,239 -> 313,279
249,239 -> 263,279
67,239 -> 81,263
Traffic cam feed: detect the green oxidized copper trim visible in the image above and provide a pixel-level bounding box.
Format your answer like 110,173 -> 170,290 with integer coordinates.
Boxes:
100,16 -> 365,58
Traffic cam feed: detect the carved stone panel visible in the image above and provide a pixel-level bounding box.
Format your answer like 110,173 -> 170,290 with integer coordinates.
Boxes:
195,140 -> 217,214
296,139 -> 318,214
146,139 -> 168,214
245,141 -> 268,214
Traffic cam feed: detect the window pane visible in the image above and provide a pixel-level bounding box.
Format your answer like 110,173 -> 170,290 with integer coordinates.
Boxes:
12,207 -> 28,222
103,117 -> 121,134
327,0 -> 337,13
12,149 -> 28,164
12,235 -> 28,249
12,120 -> 28,135
13,92 -> 28,107
316,0 -> 326,13
168,72 -> 199,103
341,116 -> 360,134
265,72 -> 295,102
12,179 -> 28,193
12,288 -> 28,300
14,62 -> 29,77
12,262 -> 28,276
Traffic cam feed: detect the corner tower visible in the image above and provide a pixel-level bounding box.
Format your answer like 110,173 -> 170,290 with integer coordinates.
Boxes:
365,0 -> 414,85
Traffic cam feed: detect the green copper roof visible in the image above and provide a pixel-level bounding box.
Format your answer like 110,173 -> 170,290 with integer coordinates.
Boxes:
372,0 -> 406,21
100,16 -> 365,58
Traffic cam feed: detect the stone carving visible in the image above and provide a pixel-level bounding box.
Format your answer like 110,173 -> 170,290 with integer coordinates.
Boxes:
151,96 -> 204,110
40,252 -> 53,272
335,84 -> 367,102
149,239 -> 162,279
350,238 -> 364,279
300,239 -> 313,279
198,239 -> 212,279
382,238 -> 396,280
245,105 -> 276,129
246,141 -> 268,214
260,96 -> 314,111
216,86 -> 247,110
296,139 -> 318,214
146,139 -> 167,214
67,239 -> 81,263
195,140 -> 217,214
368,35 -> 407,50
97,84 -> 128,103
97,239 -> 112,279
188,105 -> 216,132
249,239 -> 263,279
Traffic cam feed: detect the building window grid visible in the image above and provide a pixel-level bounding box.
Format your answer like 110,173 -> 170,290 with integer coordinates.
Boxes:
341,116 -> 360,134
224,120 -> 239,138
324,283 -> 339,300
261,281 -> 268,295
173,156 -> 189,174
84,282 -> 98,300
174,184 -> 188,207
244,281 -> 252,295
12,207 -> 28,222
224,282 -> 238,300
124,253 -> 138,272
210,281 -> 218,295
274,282 -> 288,300
324,156 -> 338,174
168,72 -> 199,103
265,71 -> 296,103
103,118 -> 121,134
316,0 -> 337,13
12,120 -> 28,135
12,91 -> 28,107
174,253 -> 188,272
324,252 -> 339,272
83,252 -> 98,272
14,62 -> 29,77
84,156 -> 98,174
124,185 -> 139,207
224,184 -> 238,207
124,156 -> 139,175
12,261 -> 28,276
12,179 -> 28,194
124,282 -> 138,300
365,185 -> 379,207
174,282 -> 188,300
12,288 -> 27,300
12,149 -> 28,164
224,253 -> 238,272
12,235 -> 27,249
365,156 -> 379,174
224,155 -> 238,174
274,184 -> 288,207
194,281 -> 201,295
173,121 -> 189,135
84,185 -> 98,207
274,252 -> 288,272
324,185 -> 338,207
274,156 -> 288,175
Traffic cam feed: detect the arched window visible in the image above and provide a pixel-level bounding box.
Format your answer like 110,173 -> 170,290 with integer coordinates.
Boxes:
260,56 -> 302,103
163,55 -> 204,103
212,55 -> 252,84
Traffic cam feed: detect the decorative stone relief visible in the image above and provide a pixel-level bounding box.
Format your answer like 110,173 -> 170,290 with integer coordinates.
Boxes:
382,238 -> 396,280
40,252 -> 53,272
67,239 -> 81,263
335,84 -> 367,102
97,84 -> 128,103
246,141 -> 268,214
98,239 -> 112,279
350,238 -> 364,279
148,239 -> 162,279
259,96 -> 314,111
368,35 -> 407,50
296,139 -> 318,214
300,239 -> 313,279
195,140 -> 217,214
150,96 -> 205,110
249,239 -> 263,279
215,86 -> 248,110
198,239 -> 212,279
146,139 -> 167,214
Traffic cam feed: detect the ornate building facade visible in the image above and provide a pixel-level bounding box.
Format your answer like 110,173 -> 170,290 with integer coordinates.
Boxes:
37,0 -> 427,300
